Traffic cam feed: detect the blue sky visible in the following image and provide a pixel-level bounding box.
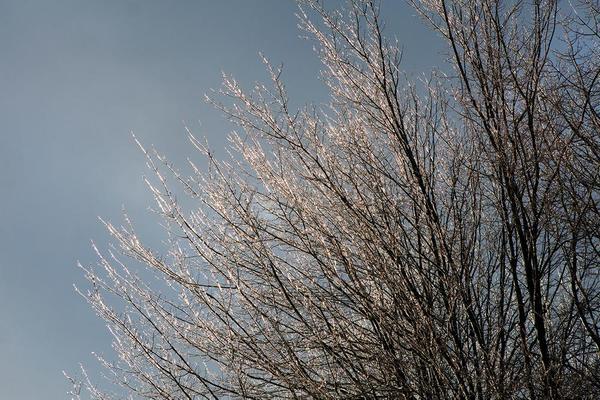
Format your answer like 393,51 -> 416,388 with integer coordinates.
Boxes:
0,1 -> 442,398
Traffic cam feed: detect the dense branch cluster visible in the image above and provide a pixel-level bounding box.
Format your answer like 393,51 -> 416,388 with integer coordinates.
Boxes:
71,0 -> 600,398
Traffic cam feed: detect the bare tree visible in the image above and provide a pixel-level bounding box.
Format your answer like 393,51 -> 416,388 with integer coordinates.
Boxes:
69,0 -> 600,398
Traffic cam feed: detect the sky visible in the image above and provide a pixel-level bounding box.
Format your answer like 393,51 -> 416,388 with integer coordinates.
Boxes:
0,1 -> 443,398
